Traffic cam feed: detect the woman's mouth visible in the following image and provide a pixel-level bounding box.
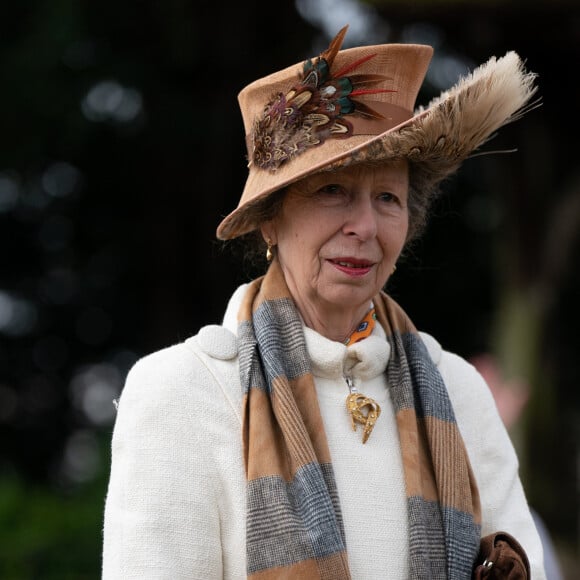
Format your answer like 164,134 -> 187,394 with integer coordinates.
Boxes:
328,258 -> 374,277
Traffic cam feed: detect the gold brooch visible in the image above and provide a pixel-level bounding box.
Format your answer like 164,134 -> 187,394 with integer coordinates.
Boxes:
346,392 -> 381,444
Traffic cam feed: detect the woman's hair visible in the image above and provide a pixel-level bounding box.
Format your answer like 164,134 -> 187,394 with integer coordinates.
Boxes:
407,160 -> 442,242
226,160 -> 441,273
223,188 -> 286,275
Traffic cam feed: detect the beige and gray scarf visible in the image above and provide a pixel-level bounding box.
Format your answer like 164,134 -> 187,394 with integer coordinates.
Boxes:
238,260 -> 481,579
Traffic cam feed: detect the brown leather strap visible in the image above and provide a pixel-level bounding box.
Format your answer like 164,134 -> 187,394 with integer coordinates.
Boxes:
473,532 -> 530,579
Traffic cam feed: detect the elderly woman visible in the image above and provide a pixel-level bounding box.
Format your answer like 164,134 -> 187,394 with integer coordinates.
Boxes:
103,26 -> 545,579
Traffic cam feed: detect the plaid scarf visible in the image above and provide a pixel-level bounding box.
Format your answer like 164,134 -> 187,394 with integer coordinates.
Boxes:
238,260 -> 481,579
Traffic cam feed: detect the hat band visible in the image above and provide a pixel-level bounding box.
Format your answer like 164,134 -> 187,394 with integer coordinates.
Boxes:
245,102 -> 413,155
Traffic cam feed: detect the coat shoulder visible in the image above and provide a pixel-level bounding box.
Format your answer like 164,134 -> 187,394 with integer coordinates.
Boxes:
116,325 -> 242,424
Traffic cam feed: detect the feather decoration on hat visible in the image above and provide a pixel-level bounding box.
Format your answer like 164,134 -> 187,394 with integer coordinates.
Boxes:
251,25 -> 394,171
341,50 -> 539,178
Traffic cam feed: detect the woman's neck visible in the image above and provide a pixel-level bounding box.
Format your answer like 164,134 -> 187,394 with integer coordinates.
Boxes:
293,296 -> 371,343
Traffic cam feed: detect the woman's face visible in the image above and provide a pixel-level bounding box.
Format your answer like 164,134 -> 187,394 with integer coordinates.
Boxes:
262,160 -> 409,322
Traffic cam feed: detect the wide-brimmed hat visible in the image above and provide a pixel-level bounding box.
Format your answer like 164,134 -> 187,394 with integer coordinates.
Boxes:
216,26 -> 537,240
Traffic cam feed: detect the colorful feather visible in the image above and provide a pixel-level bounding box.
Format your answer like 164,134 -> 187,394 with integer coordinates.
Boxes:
251,25 -> 395,170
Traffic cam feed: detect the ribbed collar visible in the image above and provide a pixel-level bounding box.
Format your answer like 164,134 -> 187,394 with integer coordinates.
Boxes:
304,323 -> 390,381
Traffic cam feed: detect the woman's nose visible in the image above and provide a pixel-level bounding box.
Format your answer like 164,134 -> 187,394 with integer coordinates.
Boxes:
342,197 -> 378,240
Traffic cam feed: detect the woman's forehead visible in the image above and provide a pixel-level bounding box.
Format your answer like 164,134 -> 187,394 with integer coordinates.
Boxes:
291,160 -> 409,190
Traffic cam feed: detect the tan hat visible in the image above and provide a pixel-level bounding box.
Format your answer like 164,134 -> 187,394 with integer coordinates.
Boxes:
216,26 -> 537,240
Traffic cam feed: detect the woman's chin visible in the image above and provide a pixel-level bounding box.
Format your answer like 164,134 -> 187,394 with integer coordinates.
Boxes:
317,267 -> 387,307
317,284 -> 377,312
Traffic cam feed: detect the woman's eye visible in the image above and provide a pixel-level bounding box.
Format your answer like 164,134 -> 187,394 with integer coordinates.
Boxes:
318,184 -> 343,195
312,184 -> 348,203
378,192 -> 398,204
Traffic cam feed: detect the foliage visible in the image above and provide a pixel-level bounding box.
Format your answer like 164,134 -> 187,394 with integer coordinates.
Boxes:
0,468 -> 107,579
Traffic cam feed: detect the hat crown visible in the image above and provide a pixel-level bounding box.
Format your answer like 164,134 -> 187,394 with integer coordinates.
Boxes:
238,43 -> 434,145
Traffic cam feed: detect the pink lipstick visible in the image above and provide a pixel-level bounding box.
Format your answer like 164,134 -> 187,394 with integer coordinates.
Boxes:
328,258 -> 374,277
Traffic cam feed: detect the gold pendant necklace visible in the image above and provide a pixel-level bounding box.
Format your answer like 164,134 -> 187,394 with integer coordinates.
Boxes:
345,377 -> 381,444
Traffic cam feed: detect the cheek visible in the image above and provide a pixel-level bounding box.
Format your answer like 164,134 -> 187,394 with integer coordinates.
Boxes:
278,234 -> 311,273
394,210 -> 410,242
396,225 -> 409,251
380,220 -> 408,259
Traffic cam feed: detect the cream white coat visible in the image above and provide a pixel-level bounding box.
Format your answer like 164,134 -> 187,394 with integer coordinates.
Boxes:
102,284 -> 546,579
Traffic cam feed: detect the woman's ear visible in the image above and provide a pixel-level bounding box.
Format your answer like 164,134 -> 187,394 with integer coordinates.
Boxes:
260,223 -> 276,245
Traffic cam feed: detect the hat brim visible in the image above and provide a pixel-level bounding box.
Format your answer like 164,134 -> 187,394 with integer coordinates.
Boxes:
216,51 -> 537,240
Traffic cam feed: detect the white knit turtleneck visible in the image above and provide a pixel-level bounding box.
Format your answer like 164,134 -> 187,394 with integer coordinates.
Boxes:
304,322 -> 409,577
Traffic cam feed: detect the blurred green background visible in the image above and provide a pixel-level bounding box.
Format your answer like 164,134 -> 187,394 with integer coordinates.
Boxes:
0,0 -> 578,578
